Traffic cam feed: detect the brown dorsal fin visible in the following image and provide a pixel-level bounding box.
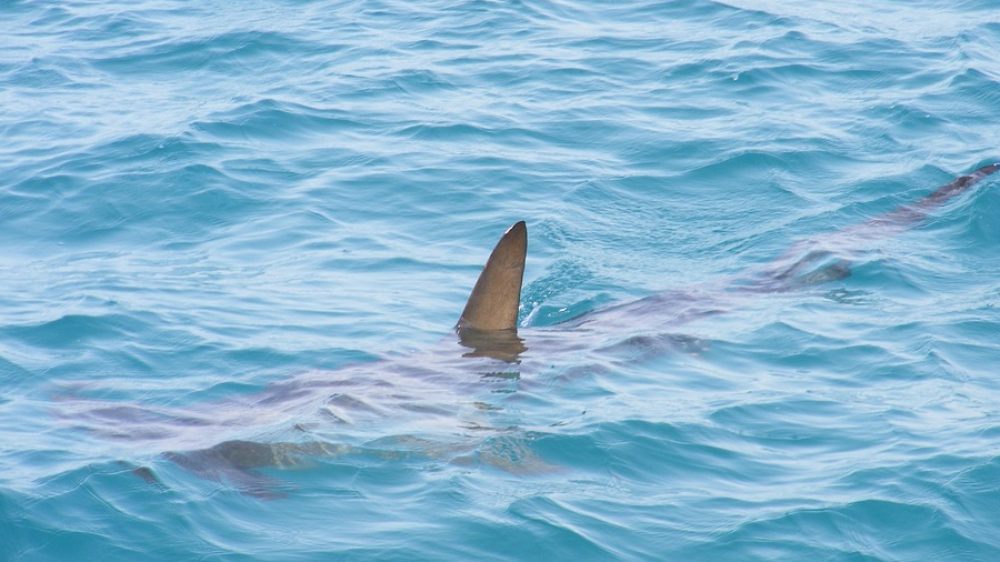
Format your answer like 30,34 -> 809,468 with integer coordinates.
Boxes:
456,221 -> 527,332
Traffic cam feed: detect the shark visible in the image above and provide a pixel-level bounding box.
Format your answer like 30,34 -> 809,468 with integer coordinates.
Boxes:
60,162 -> 999,498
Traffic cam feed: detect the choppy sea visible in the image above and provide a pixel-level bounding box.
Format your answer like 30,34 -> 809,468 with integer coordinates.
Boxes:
3,1 -> 1000,560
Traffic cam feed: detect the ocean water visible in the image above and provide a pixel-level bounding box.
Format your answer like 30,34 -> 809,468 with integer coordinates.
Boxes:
3,0 -> 1000,560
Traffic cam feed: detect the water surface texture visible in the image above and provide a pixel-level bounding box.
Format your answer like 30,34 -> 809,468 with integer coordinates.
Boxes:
2,1 -> 1000,560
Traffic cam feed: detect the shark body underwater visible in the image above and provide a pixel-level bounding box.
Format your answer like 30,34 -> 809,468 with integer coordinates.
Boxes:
63,163 -> 999,498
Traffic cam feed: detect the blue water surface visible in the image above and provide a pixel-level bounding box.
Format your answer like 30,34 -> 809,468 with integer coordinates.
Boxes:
2,1 -> 1000,560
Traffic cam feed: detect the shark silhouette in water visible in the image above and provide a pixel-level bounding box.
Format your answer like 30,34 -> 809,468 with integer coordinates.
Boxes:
63,162 -> 999,498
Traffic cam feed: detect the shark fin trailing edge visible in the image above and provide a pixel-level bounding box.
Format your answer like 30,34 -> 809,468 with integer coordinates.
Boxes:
456,221 -> 527,332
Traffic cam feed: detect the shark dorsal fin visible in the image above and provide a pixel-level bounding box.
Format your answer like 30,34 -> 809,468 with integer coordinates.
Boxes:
456,221 -> 527,332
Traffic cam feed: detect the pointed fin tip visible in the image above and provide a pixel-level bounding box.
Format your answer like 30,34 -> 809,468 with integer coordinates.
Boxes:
456,221 -> 527,332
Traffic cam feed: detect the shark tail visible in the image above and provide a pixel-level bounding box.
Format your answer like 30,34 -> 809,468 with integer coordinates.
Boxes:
868,161 -> 1000,227
749,161 -> 999,292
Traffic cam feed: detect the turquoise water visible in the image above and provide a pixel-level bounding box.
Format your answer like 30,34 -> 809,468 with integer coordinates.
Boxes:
3,0 -> 1000,560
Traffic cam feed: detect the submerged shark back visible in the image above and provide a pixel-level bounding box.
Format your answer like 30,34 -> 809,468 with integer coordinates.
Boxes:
454,163 -> 1000,335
